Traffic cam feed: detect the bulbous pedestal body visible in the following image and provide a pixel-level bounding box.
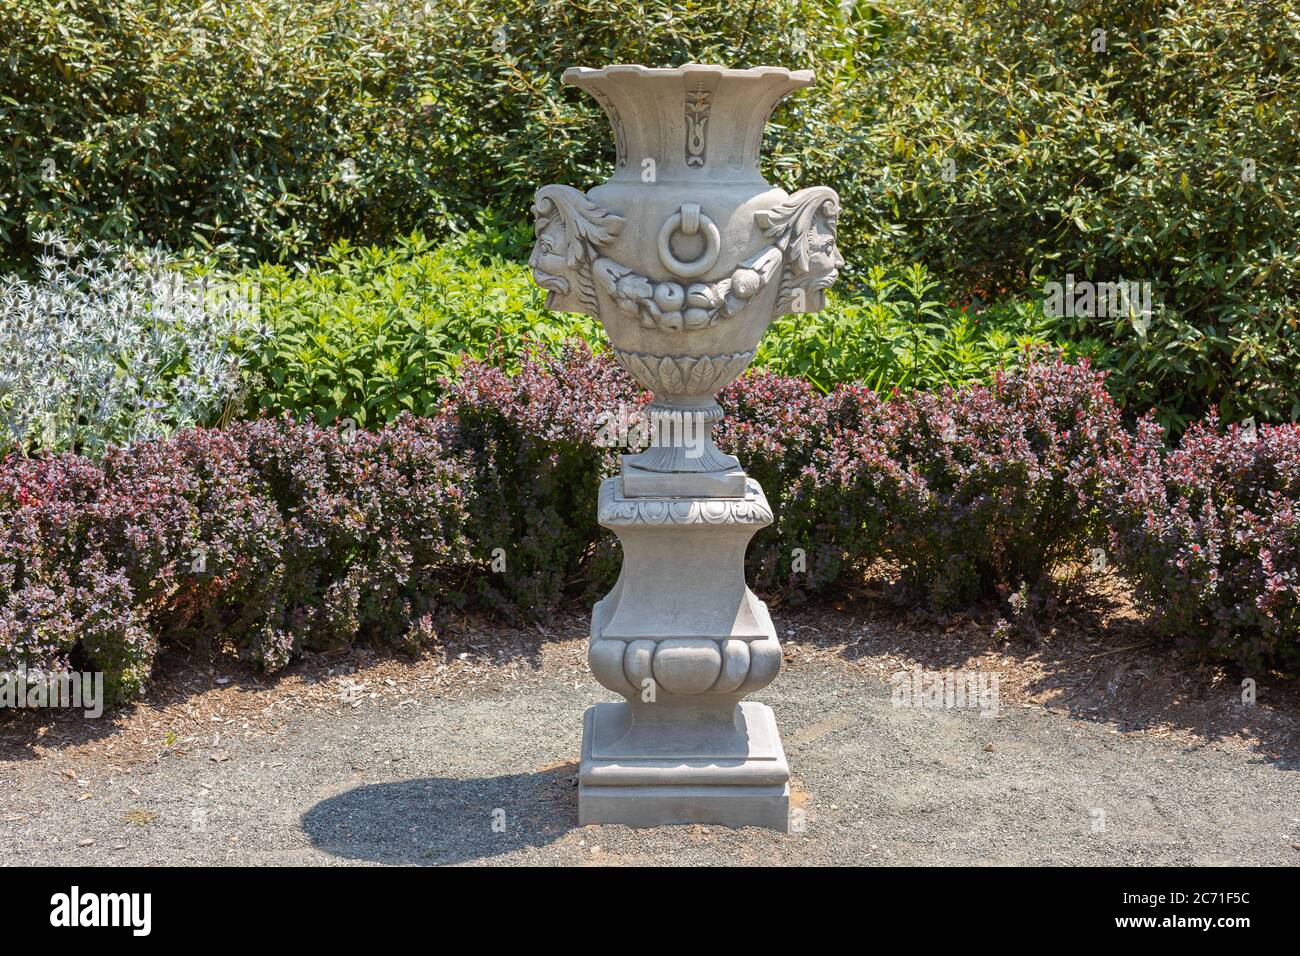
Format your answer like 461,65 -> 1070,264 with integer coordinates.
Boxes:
530,64 -> 843,831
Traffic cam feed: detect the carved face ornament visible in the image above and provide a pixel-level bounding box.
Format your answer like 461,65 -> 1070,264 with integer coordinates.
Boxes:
528,198 -> 572,296
803,205 -> 844,292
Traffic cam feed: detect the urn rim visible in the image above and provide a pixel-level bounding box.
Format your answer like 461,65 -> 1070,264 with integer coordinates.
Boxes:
563,63 -> 814,86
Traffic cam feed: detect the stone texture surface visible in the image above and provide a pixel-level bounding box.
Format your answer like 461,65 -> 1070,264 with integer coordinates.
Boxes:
621,461 -> 748,499
529,64 -> 842,476
582,475 -> 788,828
579,702 -> 790,831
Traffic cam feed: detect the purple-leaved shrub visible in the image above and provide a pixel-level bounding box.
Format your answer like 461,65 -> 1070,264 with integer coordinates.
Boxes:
715,372 -> 877,589
879,355 -> 1126,609
0,415 -> 470,702
439,343 -> 641,619
3,348 -> 1296,707
1099,415 -> 1300,670
767,354 -> 1126,609
0,452 -> 160,702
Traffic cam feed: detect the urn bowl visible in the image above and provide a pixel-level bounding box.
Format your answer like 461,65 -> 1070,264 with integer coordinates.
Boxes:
530,64 -> 842,470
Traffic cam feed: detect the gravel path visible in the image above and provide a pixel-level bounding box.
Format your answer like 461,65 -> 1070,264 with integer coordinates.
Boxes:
3,643 -> 1297,866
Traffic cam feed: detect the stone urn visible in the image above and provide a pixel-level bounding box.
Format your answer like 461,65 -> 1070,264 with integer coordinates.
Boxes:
530,64 -> 842,831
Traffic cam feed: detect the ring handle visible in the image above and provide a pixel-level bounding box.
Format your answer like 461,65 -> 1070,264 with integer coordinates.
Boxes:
657,205 -> 720,278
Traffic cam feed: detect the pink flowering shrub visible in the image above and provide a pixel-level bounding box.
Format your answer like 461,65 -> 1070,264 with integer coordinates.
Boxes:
1099,415 -> 1300,669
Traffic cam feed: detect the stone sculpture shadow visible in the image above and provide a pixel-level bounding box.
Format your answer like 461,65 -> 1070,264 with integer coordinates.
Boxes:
301,763 -> 578,865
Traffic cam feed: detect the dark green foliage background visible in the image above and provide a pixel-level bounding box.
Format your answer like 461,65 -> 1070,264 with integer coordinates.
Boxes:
0,0 -> 818,268
3,0 -> 1298,426
836,0 -> 1300,428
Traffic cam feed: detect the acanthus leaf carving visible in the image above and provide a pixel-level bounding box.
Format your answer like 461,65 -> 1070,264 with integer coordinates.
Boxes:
611,347 -> 755,397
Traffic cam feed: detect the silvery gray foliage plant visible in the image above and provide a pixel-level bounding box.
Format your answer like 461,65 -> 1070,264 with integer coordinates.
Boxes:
0,234 -> 259,457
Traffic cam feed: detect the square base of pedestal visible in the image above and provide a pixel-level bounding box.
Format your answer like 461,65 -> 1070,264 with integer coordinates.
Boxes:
578,783 -> 790,832
578,702 -> 791,833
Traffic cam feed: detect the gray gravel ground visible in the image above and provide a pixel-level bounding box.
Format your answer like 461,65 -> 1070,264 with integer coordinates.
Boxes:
3,648 -> 1298,865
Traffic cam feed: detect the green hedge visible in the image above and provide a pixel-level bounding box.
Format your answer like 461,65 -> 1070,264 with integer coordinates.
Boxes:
0,0 -> 815,270
821,0 -> 1300,427
5,0 -> 1296,427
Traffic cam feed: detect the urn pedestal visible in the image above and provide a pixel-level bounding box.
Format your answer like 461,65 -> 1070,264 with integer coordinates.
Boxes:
580,477 -> 789,830
529,64 -> 843,832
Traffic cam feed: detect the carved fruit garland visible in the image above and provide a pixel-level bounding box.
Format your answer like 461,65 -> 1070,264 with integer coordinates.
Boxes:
530,184 -> 841,333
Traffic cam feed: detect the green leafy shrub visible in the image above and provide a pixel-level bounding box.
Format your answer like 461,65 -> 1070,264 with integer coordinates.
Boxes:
0,0 -> 816,270
244,233 -> 600,427
755,263 -> 1068,393
7,0 -> 1295,429
242,237 -> 1065,423
810,0 -> 1300,427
